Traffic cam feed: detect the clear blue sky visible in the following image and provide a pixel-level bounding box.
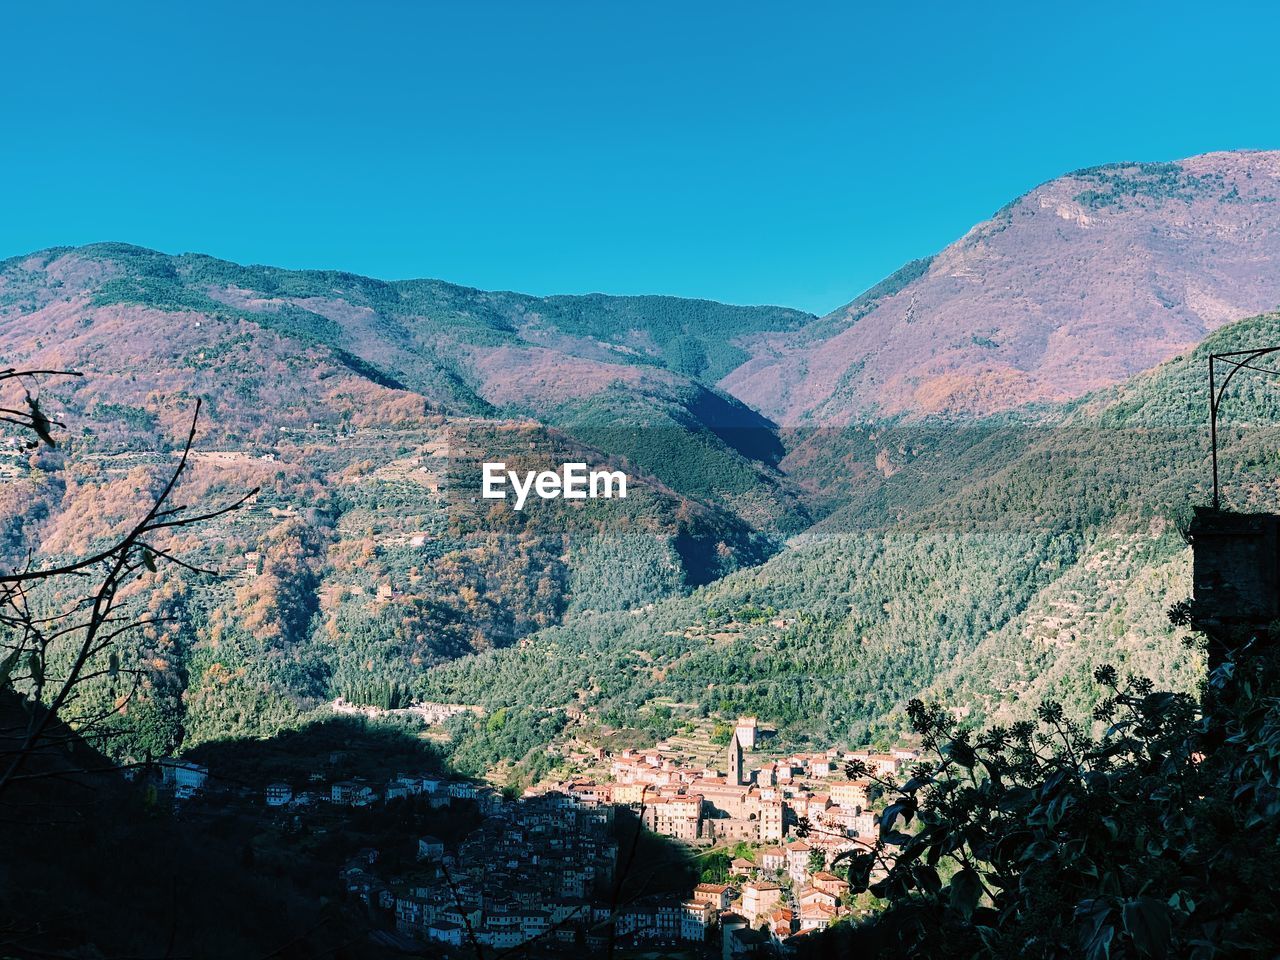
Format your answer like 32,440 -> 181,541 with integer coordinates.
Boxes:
4,1 -> 1279,314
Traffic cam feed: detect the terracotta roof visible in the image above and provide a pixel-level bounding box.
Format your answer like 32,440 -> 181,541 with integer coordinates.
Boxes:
800,901 -> 837,918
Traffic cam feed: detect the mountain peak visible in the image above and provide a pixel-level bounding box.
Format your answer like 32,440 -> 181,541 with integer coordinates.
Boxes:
722,148 -> 1280,423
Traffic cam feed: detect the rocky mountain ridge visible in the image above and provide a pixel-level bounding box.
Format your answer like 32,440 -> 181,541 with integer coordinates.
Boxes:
723,150 -> 1280,422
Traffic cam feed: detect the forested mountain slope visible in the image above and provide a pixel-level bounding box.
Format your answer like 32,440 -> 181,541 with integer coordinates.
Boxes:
0,245 -> 817,758
10,158 -> 1280,785
422,307 -> 1280,778
1,243 -> 813,529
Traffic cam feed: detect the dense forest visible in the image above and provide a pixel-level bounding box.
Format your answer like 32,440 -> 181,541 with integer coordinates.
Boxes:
419,309 -> 1280,779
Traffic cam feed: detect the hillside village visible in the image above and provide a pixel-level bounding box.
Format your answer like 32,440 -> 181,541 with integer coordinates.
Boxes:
371,722 -> 910,956
155,717 -> 912,957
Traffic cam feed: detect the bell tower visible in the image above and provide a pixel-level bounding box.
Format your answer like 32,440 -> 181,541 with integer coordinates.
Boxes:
728,730 -> 744,786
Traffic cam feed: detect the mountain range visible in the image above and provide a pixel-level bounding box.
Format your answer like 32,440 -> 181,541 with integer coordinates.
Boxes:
725,151 -> 1280,421
5,149 -> 1280,782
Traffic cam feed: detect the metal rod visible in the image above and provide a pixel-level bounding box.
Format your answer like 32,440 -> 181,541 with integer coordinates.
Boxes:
1210,355 -> 1219,510
1210,347 -> 1280,358
1207,345 -> 1280,511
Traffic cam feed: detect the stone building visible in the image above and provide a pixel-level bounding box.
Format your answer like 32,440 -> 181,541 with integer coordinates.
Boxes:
728,731 -> 745,786
1187,506 -> 1280,667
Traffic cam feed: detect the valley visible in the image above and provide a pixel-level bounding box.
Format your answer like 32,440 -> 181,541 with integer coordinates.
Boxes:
5,151 -> 1280,795
12,4 -> 1280,953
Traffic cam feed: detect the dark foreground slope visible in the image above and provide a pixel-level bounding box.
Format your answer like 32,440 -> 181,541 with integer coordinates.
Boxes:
0,696 -> 349,958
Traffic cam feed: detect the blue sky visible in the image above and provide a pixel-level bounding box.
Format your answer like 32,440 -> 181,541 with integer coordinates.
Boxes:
4,1 -> 1279,314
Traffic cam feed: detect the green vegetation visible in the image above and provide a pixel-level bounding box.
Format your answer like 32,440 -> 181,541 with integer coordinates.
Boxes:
422,306 -> 1280,768
698,850 -> 732,883
795,256 -> 934,344
567,533 -> 685,613
1071,161 -> 1227,210
815,646 -> 1280,959
420,522 -> 1086,755
74,243 -> 812,390
529,291 -> 814,382
443,707 -> 568,785
553,388 -> 811,538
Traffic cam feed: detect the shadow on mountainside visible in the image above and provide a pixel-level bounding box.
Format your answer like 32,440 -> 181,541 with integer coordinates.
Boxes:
0,706 -> 412,959
1,709 -> 701,960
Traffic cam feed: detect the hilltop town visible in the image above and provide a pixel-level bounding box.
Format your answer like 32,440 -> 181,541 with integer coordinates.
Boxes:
147,716 -> 913,957
532,720 -> 913,950
380,721 -> 911,955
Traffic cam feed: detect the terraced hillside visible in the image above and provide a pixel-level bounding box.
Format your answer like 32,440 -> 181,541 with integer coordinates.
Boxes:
0,245 -> 814,758
12,151 -> 1280,784
421,308 -> 1280,780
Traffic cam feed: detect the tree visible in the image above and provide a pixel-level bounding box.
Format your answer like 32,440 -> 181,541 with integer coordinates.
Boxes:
699,850 -> 731,883
0,367 -> 254,803
809,643 -> 1280,959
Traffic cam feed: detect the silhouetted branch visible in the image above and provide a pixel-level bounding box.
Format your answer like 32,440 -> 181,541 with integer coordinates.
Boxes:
0,370 -> 255,803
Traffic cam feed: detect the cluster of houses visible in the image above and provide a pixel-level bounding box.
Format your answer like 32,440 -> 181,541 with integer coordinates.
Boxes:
260,769 -> 504,814
515,726 -> 921,952
235,721 -> 919,956
689,865 -> 854,952
370,787 -> 851,955
569,722 -> 916,856
382,790 -> 621,951
338,787 -> 648,953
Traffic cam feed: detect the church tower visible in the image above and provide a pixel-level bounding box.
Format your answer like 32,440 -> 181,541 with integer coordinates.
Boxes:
728,730 -> 744,786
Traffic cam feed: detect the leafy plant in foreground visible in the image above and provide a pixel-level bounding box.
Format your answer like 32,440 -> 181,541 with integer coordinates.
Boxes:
816,648 -> 1280,959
